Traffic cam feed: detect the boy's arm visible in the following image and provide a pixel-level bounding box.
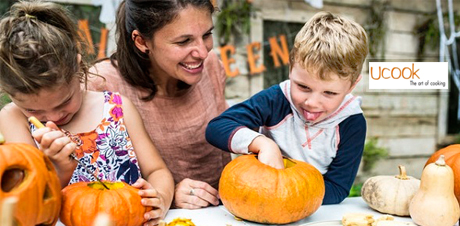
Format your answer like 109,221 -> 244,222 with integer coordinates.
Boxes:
322,114 -> 367,205
206,85 -> 289,154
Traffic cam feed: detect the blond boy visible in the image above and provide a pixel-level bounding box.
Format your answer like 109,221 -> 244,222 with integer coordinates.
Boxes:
206,11 -> 368,204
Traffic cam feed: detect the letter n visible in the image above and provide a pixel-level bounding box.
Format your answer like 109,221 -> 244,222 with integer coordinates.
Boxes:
78,19 -> 95,54
269,34 -> 289,68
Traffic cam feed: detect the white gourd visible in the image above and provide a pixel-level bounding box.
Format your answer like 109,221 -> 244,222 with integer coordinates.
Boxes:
361,165 -> 420,216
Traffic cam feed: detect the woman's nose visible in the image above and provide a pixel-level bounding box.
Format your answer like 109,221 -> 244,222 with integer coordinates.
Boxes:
191,40 -> 209,59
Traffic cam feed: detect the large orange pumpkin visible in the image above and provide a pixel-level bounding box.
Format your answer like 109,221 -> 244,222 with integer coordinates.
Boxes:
425,144 -> 460,204
60,181 -> 152,226
0,140 -> 61,226
219,154 -> 325,224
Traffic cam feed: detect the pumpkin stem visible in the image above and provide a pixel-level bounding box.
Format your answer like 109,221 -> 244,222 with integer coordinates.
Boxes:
0,132 -> 4,145
395,165 -> 409,180
435,155 -> 446,166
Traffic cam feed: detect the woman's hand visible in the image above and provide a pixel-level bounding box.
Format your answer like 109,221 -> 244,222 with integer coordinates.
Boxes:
132,178 -> 167,226
173,178 -> 220,209
249,136 -> 285,169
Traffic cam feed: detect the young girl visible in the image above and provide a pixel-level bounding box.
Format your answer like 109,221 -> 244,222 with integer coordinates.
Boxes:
0,1 -> 173,224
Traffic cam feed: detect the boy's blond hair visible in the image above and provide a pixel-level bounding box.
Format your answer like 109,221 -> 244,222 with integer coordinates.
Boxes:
289,11 -> 368,85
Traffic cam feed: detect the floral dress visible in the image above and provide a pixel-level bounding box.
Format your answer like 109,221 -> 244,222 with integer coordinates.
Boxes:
31,91 -> 141,185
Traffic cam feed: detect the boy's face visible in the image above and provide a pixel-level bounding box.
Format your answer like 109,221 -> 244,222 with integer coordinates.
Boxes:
289,63 -> 357,124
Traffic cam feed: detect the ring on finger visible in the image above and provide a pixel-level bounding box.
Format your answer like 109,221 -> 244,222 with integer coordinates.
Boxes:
189,188 -> 195,196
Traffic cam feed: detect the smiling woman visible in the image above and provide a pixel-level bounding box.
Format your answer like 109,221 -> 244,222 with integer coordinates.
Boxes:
87,0 -> 232,210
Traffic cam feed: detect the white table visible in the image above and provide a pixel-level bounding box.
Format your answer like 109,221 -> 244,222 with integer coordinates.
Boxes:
57,197 -> 458,225
163,197 -> 415,226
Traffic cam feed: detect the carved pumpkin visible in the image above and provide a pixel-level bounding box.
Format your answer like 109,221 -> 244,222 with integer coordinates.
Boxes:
219,154 -> 325,224
0,139 -> 61,226
425,144 -> 460,204
60,181 -> 152,226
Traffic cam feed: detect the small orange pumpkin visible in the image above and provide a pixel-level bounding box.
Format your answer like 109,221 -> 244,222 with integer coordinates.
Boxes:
425,144 -> 460,204
60,181 -> 151,226
219,154 -> 325,224
0,138 -> 61,226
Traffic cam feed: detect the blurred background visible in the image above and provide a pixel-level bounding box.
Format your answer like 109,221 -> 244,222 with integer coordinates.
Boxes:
1,0 -> 459,195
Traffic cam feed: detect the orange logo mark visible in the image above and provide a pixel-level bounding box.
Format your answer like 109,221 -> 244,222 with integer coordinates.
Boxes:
370,63 -> 420,80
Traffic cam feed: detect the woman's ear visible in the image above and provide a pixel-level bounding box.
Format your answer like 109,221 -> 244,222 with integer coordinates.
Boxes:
132,30 -> 149,54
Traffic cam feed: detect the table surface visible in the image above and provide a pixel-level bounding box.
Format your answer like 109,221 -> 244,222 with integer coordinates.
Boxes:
163,197 -> 414,226
56,197 -> 458,226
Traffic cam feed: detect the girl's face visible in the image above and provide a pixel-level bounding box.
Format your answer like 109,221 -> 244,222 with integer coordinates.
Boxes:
10,77 -> 83,126
289,63 -> 356,124
145,5 -> 214,86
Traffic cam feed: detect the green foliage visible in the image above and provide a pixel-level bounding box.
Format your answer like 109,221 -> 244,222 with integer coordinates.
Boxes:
365,0 -> 388,59
414,12 -> 460,60
0,94 -> 11,109
348,183 -> 363,197
454,133 -> 460,144
215,0 -> 253,45
362,138 -> 389,172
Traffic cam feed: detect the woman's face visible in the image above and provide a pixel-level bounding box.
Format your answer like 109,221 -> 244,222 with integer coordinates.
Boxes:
146,5 -> 214,86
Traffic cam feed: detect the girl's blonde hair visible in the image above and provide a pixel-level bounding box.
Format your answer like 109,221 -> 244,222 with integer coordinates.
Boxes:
289,11 -> 369,84
0,0 -> 88,97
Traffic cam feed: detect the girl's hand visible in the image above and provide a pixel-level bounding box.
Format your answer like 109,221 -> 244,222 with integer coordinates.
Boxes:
249,136 -> 285,169
132,178 -> 166,226
31,121 -> 77,174
174,178 -> 219,209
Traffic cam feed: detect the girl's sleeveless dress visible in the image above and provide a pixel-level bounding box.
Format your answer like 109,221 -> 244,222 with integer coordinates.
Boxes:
31,91 -> 141,185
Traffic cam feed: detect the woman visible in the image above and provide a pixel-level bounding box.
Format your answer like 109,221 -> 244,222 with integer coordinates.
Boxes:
88,0 -> 231,209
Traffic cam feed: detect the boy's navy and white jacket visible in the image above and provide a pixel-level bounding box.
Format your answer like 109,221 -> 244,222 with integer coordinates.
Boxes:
206,80 -> 366,204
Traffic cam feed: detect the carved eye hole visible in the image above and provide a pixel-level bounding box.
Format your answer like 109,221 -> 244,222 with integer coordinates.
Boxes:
1,168 -> 25,192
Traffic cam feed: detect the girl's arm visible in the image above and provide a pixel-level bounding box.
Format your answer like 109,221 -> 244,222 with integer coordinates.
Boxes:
121,96 -> 174,224
0,103 -> 37,145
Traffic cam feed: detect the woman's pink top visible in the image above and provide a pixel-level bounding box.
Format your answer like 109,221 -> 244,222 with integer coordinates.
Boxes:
88,51 -> 231,189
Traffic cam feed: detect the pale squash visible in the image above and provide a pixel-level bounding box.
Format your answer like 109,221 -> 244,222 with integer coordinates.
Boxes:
424,144 -> 460,205
361,165 -> 420,216
409,155 -> 460,226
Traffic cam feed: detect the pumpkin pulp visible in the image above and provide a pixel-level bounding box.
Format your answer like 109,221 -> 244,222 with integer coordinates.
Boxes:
255,156 -> 297,168
87,181 -> 127,190
283,158 -> 296,168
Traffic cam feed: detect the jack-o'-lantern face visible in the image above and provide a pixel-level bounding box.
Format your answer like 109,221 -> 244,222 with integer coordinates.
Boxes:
0,142 -> 61,226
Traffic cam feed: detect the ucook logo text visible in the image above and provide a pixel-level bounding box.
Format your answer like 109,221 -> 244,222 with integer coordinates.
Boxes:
368,62 -> 448,90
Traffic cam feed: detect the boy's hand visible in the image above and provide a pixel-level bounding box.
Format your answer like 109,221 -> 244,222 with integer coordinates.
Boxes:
132,178 -> 166,226
249,136 -> 285,169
